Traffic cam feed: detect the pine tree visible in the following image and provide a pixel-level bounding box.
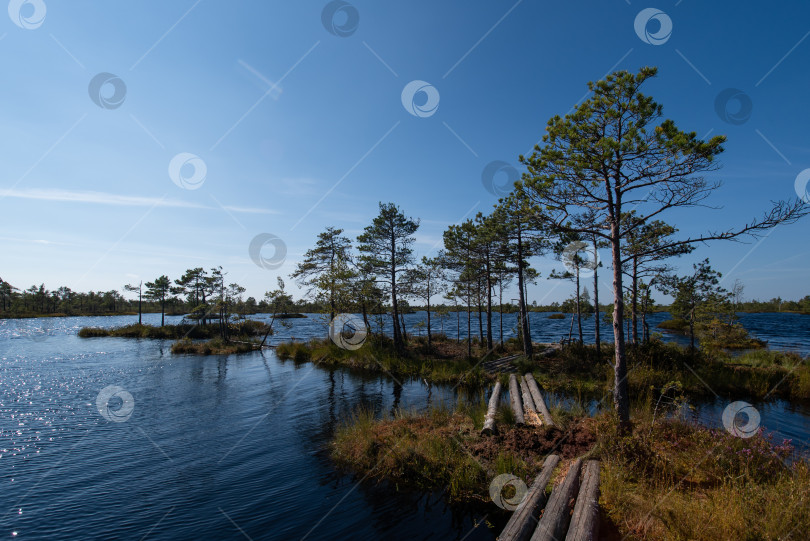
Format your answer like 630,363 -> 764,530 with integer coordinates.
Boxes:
520,67 -> 806,426
357,203 -> 419,352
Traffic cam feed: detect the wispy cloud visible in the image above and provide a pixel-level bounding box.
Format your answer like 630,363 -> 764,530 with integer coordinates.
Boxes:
275,177 -> 322,197
222,205 -> 278,215
0,188 -> 276,214
1,188 -> 204,208
0,235 -> 76,247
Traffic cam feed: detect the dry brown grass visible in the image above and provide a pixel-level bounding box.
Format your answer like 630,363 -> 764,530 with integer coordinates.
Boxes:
332,402 -> 810,540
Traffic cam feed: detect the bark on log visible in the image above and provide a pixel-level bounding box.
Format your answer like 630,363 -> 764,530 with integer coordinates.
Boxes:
481,381 -> 502,435
530,459 -> 582,541
499,454 -> 561,541
519,376 -> 543,426
509,374 -> 525,425
519,376 -> 536,412
524,373 -> 555,427
564,460 -> 600,541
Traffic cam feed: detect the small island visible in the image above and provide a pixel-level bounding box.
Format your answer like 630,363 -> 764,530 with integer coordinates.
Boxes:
79,320 -> 271,355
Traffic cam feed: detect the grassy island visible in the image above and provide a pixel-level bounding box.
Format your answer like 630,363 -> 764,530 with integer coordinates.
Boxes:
277,335 -> 810,400
276,334 -> 508,386
78,320 -> 271,355
78,320 -> 269,339
170,338 -> 258,355
332,402 -> 809,540
657,317 -> 768,350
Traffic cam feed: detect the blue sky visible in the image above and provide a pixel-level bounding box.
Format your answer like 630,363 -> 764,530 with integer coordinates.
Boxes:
1,0 -> 809,305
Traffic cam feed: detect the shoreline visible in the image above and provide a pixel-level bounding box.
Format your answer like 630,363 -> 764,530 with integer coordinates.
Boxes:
274,336 -> 810,402
3,308 -> 809,320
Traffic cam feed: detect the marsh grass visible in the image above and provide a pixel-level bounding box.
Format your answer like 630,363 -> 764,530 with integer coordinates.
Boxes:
332,405 -> 488,501
546,395 -> 590,432
78,320 -> 268,339
280,333 -> 809,401
333,397 -> 810,540
657,318 -> 690,332
528,339 -> 810,401
276,336 -> 489,386
495,403 -> 516,428
331,398 -> 596,505
458,398 -> 488,431
170,338 -> 256,355
597,413 -> 809,540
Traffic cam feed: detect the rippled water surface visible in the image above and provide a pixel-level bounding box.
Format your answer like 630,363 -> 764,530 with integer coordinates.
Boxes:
1,312 -> 808,539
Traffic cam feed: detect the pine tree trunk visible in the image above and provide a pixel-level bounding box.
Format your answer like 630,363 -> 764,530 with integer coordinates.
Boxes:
466,294 -> 472,358
524,280 -> 532,337
632,255 -> 639,345
593,239 -> 600,352
642,308 -> 649,343
611,225 -> 630,426
689,309 -> 696,350
485,254 -> 493,350
390,233 -> 402,350
516,228 -> 533,358
477,290 -> 484,351
426,298 -> 432,348
576,268 -> 583,344
498,281 -> 504,348
361,302 -> 369,335
456,305 -> 460,344
400,310 -> 407,341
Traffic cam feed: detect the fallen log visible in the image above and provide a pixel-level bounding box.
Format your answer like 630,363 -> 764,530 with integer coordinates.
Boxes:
519,376 -> 543,426
519,376 -> 536,412
508,374 -> 525,426
499,454 -> 561,541
524,373 -> 555,427
565,460 -> 600,541
530,459 -> 582,541
481,381 -> 502,435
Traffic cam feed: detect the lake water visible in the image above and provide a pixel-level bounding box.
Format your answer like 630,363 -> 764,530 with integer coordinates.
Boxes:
1,312 -> 808,540
260,310 -> 810,356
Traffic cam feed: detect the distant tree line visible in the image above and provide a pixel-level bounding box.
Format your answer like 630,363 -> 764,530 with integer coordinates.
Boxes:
735,295 -> 810,314
0,270 -> 318,319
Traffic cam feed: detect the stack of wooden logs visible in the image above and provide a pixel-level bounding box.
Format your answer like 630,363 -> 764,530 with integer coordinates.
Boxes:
499,456 -> 601,541
481,373 -> 599,540
482,373 -> 555,435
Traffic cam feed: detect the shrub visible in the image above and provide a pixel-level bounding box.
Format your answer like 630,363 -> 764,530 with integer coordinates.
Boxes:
77,327 -> 109,338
